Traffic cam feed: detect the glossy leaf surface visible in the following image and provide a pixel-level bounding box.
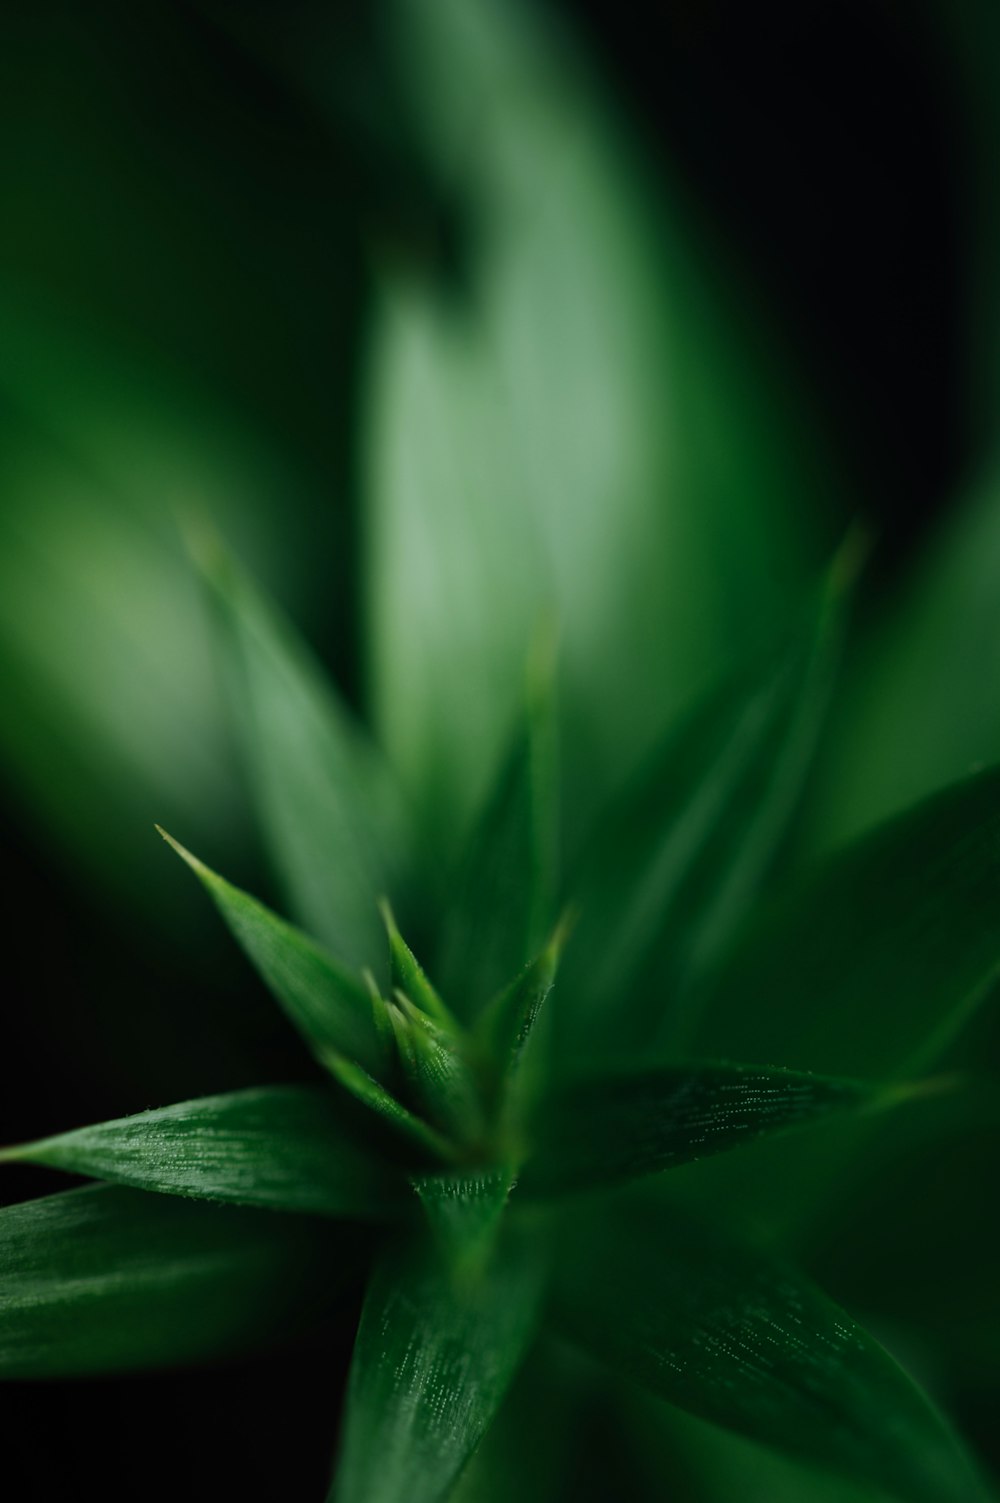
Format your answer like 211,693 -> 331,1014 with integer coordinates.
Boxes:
1,1086 -> 404,1219
332,1229 -> 546,1503
0,1184 -> 363,1378
524,1063 -> 873,1197
554,1204 -> 984,1503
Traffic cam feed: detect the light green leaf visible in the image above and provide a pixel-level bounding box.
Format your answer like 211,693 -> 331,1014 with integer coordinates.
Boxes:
0,1086 -> 404,1220
560,568 -> 848,1058
0,1184 -> 364,1378
553,1203 -> 985,1503
196,537 -> 410,975
523,1063 -> 876,1198
366,0 -> 832,859
691,766 -> 1000,1076
332,1228 -> 547,1503
438,643 -> 558,1017
159,829 -> 384,1074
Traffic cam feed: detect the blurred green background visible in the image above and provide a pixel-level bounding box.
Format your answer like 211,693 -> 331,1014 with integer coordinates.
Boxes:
1,0 -> 998,1497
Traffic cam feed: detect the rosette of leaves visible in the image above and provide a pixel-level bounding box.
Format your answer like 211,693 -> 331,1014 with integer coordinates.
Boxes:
1,543 -> 996,1503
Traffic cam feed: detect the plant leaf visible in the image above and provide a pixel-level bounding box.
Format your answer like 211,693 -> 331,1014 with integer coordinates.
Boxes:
321,1050 -> 460,1165
523,1062 -> 877,1197
331,1227 -> 547,1503
195,536 -> 410,975
690,766 -> 1000,1076
0,1183 -> 365,1378
0,1086 -> 404,1220
366,0 -> 834,860
159,829 -> 384,1075
438,644 -> 558,1018
553,1202 -> 985,1503
410,1165 -> 515,1281
560,570 -> 848,1059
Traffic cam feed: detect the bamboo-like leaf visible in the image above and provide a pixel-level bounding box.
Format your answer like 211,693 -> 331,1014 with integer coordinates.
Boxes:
0,1086 -> 404,1219
475,923 -> 566,1083
332,1228 -> 547,1503
159,830 -> 384,1074
553,1204 -> 985,1503
380,900 -> 458,1032
196,537 -> 410,975
388,1000 -> 484,1145
691,766 -> 1000,1076
561,571 -> 847,1058
523,1063 -> 877,1197
438,646 -> 558,1017
0,1184 -> 364,1378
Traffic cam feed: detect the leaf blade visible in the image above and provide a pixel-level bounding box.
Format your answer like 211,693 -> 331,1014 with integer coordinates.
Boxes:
159,830 -> 384,1074
553,1203 -> 984,1503
0,1086 -> 404,1220
197,538 -> 410,974
0,1184 -> 365,1378
691,766 -> 1000,1076
523,1062 -> 876,1197
332,1228 -> 547,1503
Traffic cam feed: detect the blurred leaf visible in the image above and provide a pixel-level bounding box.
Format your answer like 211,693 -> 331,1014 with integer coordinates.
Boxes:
332,1227 -> 546,1503
553,1203 -> 984,1503
691,767 -> 1000,1076
0,1183 -> 364,1379
523,1063 -> 875,1198
475,924 -> 566,1088
197,541 -> 411,976
0,1086 -> 404,1220
560,567 -> 849,1055
815,466 -> 1000,859
438,640 -> 558,1015
366,0 -> 835,857
160,830 -> 384,1074
411,1165 -> 514,1279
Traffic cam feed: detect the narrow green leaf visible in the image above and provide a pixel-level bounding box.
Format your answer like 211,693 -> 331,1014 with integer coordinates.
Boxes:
475,921 -> 567,1082
159,829 -> 383,1075
690,766 -> 1000,1076
0,1184 -> 364,1378
0,1086 -> 404,1220
332,1227 -> 547,1503
410,1165 -> 515,1280
523,1063 -> 876,1198
561,571 -> 847,1058
553,1203 -> 985,1503
380,899 -> 458,1032
194,534 -> 410,975
322,1049 -> 460,1165
437,638 -> 558,1017
389,997 -> 485,1146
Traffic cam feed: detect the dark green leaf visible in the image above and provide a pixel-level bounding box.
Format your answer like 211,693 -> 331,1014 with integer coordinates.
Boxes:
553,1203 -> 984,1503
0,1086 -> 404,1220
439,646 -> 558,1017
410,1165 -> 515,1280
691,767 -> 1000,1076
381,899 -> 458,1032
322,1050 -> 460,1165
561,569 -> 847,1058
160,829 -> 384,1075
332,1227 -> 547,1503
0,1184 -> 364,1378
523,1062 -> 876,1197
196,536 -> 410,975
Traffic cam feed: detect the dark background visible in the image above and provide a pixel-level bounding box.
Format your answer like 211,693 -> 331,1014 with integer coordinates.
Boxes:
1,1 -> 988,1496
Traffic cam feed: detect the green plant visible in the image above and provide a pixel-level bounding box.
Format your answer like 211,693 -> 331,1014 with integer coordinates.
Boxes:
1,537 -> 996,1503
